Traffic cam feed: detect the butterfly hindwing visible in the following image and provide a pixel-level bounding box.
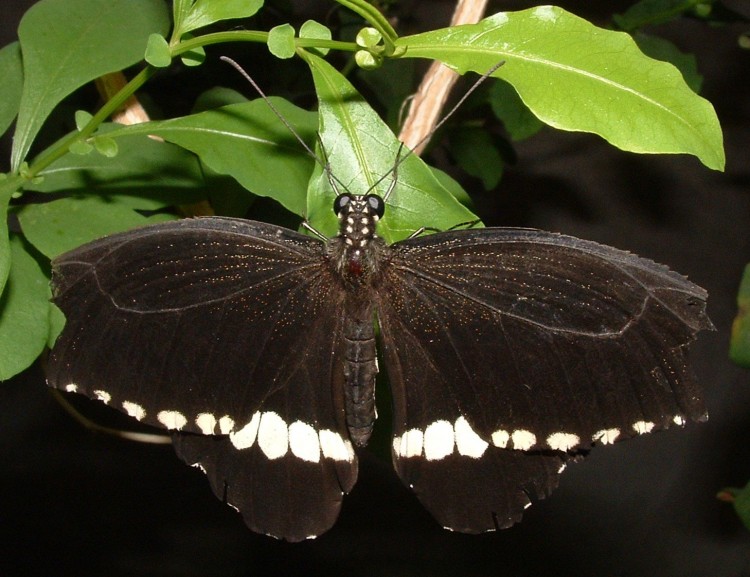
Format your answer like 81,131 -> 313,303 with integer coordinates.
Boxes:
171,306 -> 358,541
47,217 -> 358,540
375,227 -> 712,531
172,431 -> 352,542
396,446 -> 572,532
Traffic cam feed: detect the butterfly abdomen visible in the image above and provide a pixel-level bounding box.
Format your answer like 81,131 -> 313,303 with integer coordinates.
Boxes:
342,298 -> 378,446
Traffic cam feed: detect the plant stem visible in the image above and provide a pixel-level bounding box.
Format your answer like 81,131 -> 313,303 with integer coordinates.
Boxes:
172,30 -> 356,56
23,26 -> 358,182
173,30 -> 270,55
334,0 -> 399,55
26,66 -> 156,178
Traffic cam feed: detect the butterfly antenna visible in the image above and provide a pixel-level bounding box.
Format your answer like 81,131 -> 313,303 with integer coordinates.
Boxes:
220,56 -> 347,195
377,60 -> 506,202
223,56 -> 504,204
221,56 -> 319,160
411,61 -> 505,156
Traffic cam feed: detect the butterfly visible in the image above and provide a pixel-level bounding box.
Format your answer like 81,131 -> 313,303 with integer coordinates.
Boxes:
45,56 -> 713,542
46,184 -> 713,541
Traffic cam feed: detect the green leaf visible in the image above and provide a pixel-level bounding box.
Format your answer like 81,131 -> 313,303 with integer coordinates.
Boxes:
0,188 -> 11,295
179,34 -> 206,67
17,196 -> 176,260
205,171 -> 257,218
68,140 -> 94,155
357,58 -> 416,128
304,52 -> 478,243
93,135 -> 119,157
26,130 -> 208,209
300,20 -> 332,56
719,482 -> 750,530
179,0 -> 263,35
12,0 -> 170,171
734,482 -> 750,530
74,109 -> 94,131
355,50 -> 382,70
448,127 -> 503,190
172,0 -> 193,36
102,99 -> 318,216
430,167 -> 472,207
193,87 -> 248,111
48,302 -> 66,349
730,263 -> 750,368
398,7 -> 725,171
0,42 -> 23,139
633,32 -> 703,93
145,33 -> 172,67
356,27 -> 383,49
0,235 -> 50,381
613,0 -> 704,31
489,78 -> 544,141
354,27 -> 386,70
268,24 -> 296,59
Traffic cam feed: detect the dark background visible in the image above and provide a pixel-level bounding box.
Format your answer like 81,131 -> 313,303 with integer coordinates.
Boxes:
1,1 -> 749,576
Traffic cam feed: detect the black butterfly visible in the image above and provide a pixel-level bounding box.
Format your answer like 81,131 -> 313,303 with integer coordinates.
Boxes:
47,184 -> 712,541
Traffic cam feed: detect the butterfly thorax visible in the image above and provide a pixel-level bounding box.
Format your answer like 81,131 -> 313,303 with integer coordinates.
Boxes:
328,193 -> 387,287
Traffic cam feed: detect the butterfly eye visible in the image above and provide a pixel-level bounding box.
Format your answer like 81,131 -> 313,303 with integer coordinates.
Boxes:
333,193 -> 353,216
365,194 -> 385,220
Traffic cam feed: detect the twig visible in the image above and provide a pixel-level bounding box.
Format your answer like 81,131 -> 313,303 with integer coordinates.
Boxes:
397,0 -> 489,154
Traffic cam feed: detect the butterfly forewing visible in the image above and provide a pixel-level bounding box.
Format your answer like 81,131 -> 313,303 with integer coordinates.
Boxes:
47,217 -> 358,540
375,227 -> 711,532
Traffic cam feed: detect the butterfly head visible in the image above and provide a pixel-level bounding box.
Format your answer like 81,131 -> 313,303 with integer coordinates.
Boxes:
331,193 -> 386,284
333,193 -> 385,247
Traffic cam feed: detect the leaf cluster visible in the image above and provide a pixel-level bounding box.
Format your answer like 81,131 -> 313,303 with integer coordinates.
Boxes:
0,0 -> 726,387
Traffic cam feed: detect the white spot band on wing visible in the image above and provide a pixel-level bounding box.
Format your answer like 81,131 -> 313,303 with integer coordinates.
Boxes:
218,415 -> 235,435
319,429 -> 354,462
122,401 -> 146,421
491,429 -> 510,448
157,410 -> 187,430
592,428 -> 620,445
394,429 -> 424,458
454,417 -> 488,458
394,418 -> 491,460
424,420 -> 455,461
257,411 -> 289,459
511,429 -> 536,451
546,432 -> 580,452
229,411 -> 261,450
195,413 -> 217,435
289,420 -> 321,463
632,420 -> 655,435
